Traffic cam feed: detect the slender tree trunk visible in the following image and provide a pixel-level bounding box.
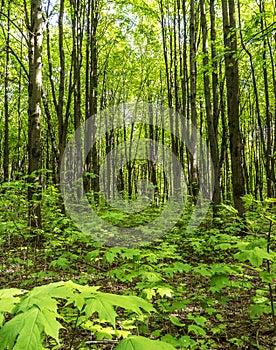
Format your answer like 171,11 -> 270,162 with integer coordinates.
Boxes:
222,0 -> 245,216
188,0 -> 199,202
200,0 -> 221,212
58,0 -> 66,165
3,4 -> 10,182
237,0 -> 265,199
85,0 -> 99,198
180,0 -> 188,118
45,0 -> 72,181
210,0 -> 219,133
160,0 -> 180,196
17,23 -> 23,175
259,0 -> 275,198
27,0 -> 43,232
70,0 -> 84,199
71,0 -> 83,131
266,27 -> 276,198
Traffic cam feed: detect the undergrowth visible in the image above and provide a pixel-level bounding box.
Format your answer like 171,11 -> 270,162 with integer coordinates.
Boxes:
0,181 -> 275,349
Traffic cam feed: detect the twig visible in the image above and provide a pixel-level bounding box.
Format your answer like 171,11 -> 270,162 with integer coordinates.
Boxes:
85,340 -> 119,344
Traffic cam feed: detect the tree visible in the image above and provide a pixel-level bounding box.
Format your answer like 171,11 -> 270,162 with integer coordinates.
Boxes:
3,4 -> 10,182
221,0 -> 245,216
84,0 -> 100,196
0,0 -> 274,222
26,0 -> 43,232
200,0 -> 221,212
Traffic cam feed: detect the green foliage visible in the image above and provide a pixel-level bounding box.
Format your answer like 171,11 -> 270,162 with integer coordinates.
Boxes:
0,281 -> 155,349
115,336 -> 176,350
234,244 -> 274,267
0,185 -> 275,348
0,0 -> 276,346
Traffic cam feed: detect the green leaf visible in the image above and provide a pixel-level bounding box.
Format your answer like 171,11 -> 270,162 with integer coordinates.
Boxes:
163,263 -> 192,277
115,336 -> 176,350
210,274 -> 230,292
192,315 -> 207,327
161,334 -> 180,347
194,264 -> 212,277
0,288 -> 26,313
179,335 -> 197,348
103,249 -> 120,265
234,247 -> 273,267
84,293 -> 155,327
59,281 -> 100,310
259,271 -> 276,283
85,249 -> 101,260
37,308 -> 63,342
156,286 -> 173,298
214,243 -> 232,250
205,307 -> 215,315
121,248 -> 141,260
169,315 -> 185,327
85,295 -> 118,327
188,324 -> 207,337
17,287 -> 59,314
0,307 -> 42,350
141,271 -> 162,282
0,281 -> 155,349
187,314 -> 207,327
248,303 -> 270,319
172,262 -> 192,272
142,288 -> 156,299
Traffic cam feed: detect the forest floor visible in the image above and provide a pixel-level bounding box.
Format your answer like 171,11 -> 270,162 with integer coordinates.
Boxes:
0,188 -> 275,349
1,230 -> 275,349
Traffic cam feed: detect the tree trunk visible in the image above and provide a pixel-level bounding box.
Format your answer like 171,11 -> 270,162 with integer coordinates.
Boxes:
188,0 -> 199,202
200,0 -> 221,213
27,0 -> 43,232
3,4 -> 10,182
85,0 -> 99,198
222,0 -> 245,216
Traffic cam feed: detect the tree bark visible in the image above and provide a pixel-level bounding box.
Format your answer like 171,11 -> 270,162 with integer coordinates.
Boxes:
200,0 -> 221,212
222,0 -> 245,216
3,4 -> 10,182
188,0 -> 199,202
85,0 -> 99,198
27,0 -> 43,232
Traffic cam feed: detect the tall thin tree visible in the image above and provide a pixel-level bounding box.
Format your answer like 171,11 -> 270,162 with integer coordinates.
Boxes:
3,4 -> 10,182
200,0 -> 221,212
222,0 -> 245,216
27,0 -> 43,232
